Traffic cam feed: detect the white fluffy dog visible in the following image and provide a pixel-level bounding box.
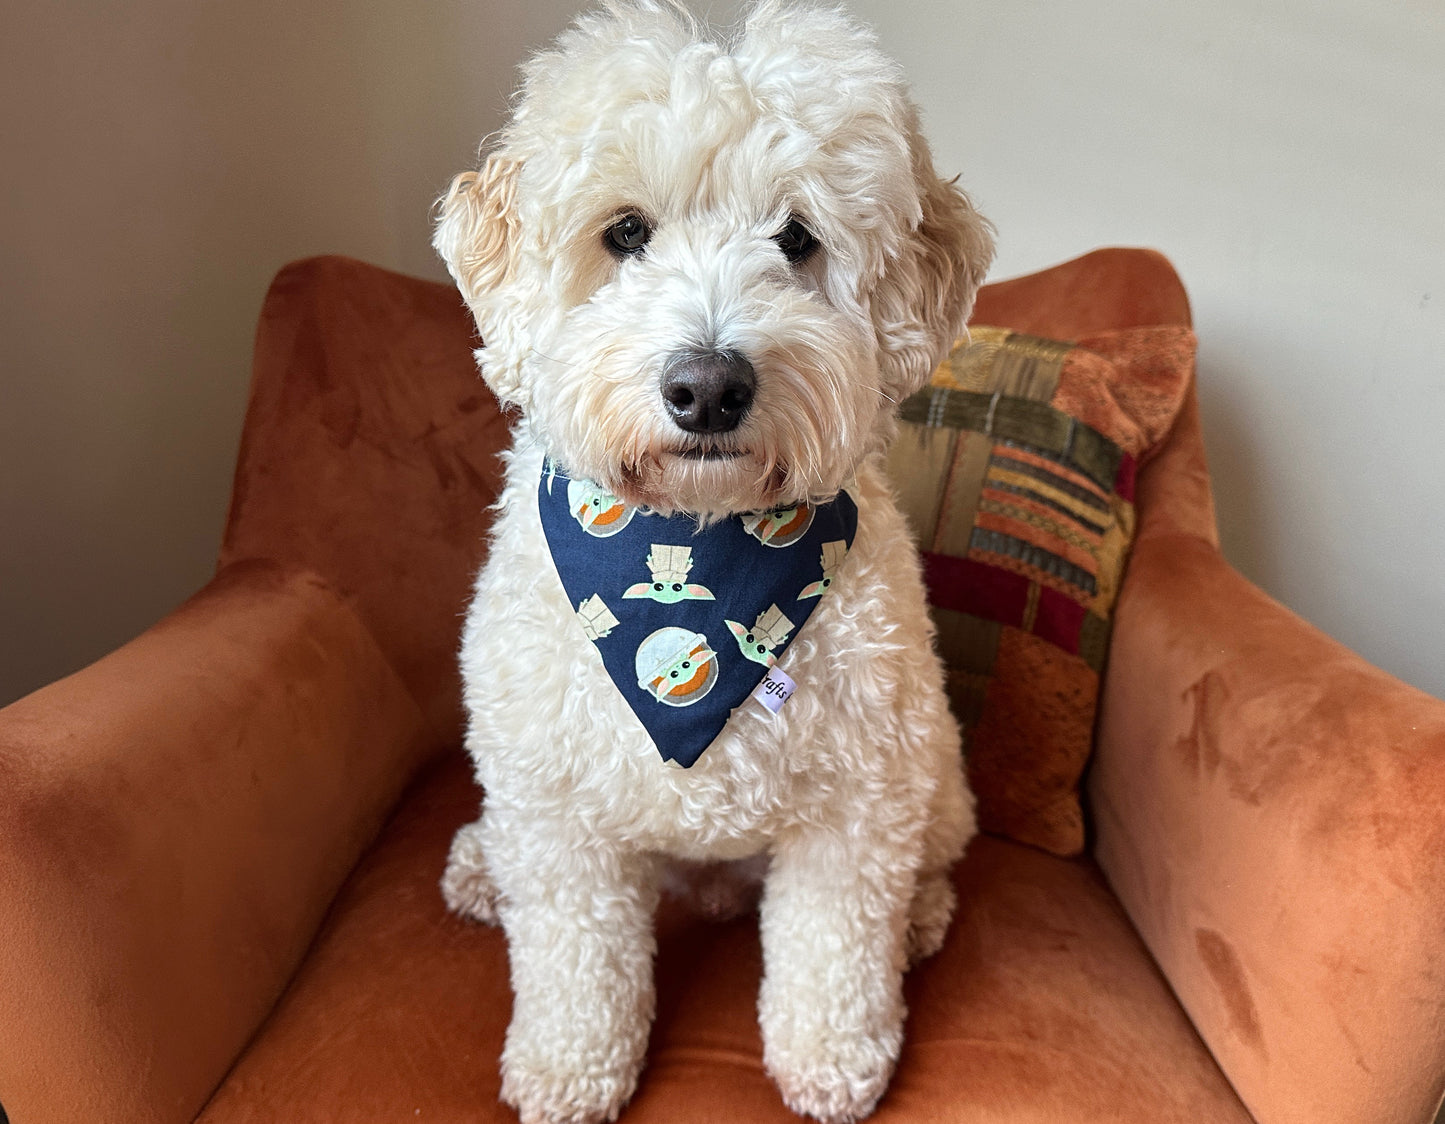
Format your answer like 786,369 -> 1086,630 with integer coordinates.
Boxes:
433,3 -> 994,1121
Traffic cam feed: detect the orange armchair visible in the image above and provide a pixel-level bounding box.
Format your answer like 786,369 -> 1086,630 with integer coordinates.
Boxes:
2,250 -> 1441,1124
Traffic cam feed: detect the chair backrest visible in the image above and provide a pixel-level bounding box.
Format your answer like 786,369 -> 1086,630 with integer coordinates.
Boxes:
219,255 -> 511,742
219,248 -> 1207,748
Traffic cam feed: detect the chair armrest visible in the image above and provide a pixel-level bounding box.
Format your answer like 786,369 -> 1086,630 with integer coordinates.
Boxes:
0,561 -> 435,1124
1090,532 -> 1445,1124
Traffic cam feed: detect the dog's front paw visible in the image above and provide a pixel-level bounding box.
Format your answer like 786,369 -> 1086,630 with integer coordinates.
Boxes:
500,1055 -> 640,1124
767,1030 -> 901,1124
440,819 -> 499,924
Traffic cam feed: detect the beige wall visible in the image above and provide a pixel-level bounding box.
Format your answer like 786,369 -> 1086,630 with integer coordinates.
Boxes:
3,0 -> 1442,705
0,0 -> 583,704
850,0 -> 1445,700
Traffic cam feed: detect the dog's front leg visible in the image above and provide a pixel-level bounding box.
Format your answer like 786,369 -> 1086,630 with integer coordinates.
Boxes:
484,809 -> 661,1124
758,827 -> 916,1124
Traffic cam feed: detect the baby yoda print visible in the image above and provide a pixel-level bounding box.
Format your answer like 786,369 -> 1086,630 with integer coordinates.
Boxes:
576,594 -> 620,641
536,463 -> 859,766
725,604 -> 794,668
798,540 -> 849,599
634,627 -> 719,706
742,503 -> 815,548
567,478 -> 635,537
623,544 -> 715,603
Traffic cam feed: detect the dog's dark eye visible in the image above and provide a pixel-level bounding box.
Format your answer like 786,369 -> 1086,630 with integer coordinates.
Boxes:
774,216 -> 818,265
606,212 -> 651,256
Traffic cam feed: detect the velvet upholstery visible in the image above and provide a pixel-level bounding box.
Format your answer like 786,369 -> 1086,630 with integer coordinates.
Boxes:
218,255 -> 511,741
194,755 -> 1251,1124
1,247 -> 1440,1124
1093,536 -> 1445,1124
1082,258 -> 1445,1124
0,562 -> 432,1124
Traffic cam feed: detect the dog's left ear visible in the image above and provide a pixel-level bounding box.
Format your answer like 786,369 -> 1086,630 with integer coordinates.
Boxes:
872,128 -> 995,403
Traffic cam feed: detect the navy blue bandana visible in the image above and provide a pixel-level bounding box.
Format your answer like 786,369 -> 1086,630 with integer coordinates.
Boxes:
538,463 -> 859,768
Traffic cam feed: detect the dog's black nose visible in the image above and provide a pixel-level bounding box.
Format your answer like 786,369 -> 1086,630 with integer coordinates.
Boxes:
660,350 -> 756,435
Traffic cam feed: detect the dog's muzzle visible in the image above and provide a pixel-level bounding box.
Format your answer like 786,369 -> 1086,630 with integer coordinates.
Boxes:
661,350 -> 756,436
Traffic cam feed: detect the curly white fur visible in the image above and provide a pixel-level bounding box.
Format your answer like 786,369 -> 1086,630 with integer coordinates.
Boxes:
434,4 -> 994,1122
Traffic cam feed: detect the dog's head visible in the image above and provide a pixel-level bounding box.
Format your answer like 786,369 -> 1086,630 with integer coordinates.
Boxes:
435,0 -> 994,516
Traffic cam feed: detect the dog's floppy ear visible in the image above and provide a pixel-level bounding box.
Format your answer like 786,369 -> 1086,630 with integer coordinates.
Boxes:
433,154 -> 532,408
433,153 -> 522,311
871,129 -> 995,403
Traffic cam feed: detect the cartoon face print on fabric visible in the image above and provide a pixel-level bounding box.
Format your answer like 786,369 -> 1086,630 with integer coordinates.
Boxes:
622,544 -> 715,603
742,505 -> 815,547
635,627 -> 719,705
726,604 -> 794,667
537,463 -> 858,767
568,477 -> 635,537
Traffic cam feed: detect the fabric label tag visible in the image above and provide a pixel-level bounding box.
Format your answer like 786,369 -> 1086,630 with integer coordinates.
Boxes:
753,664 -> 796,713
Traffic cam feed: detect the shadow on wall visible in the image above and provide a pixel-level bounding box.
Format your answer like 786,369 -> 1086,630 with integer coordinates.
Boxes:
1194,351 -> 1276,592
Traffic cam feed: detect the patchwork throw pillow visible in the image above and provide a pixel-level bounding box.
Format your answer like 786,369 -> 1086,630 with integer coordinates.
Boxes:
887,325 -> 1196,855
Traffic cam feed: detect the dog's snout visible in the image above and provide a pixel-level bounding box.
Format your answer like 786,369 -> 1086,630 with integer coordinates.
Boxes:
661,351 -> 756,435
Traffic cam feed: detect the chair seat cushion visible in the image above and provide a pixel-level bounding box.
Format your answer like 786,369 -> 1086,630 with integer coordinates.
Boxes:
196,755 -> 1250,1123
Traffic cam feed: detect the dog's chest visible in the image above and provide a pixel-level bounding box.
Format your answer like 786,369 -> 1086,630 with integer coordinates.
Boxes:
460,447 -> 919,858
